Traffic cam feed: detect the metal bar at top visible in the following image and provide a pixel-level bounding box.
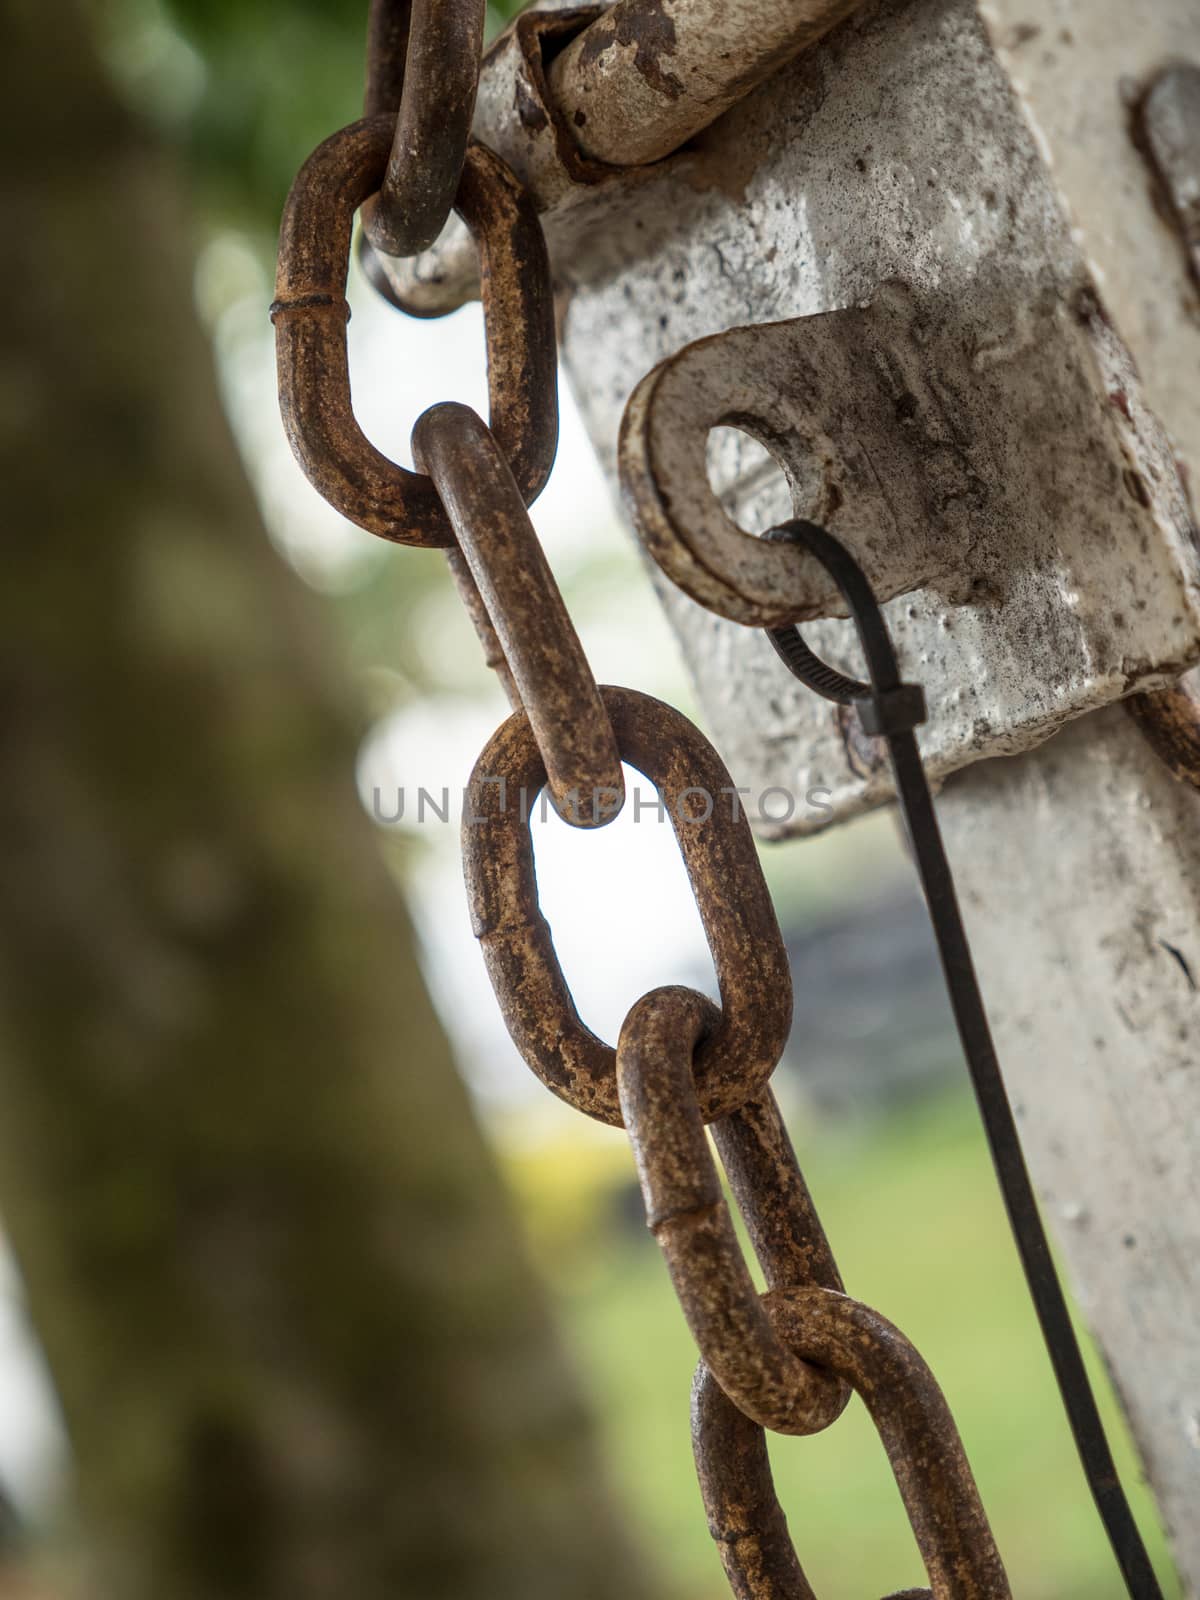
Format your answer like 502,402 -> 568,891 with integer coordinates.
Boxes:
548,0 -> 866,167
369,0 -> 867,316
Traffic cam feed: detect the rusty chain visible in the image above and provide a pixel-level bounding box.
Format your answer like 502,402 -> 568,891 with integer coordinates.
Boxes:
694,1288 -> 1011,1600
272,10 -> 1164,1598
361,0 -> 486,258
414,401 -> 623,826
617,987 -> 850,1439
272,119 -> 556,545
463,687 -> 793,1127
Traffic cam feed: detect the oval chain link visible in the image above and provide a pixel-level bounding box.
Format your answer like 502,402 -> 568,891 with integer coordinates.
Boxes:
462,685 -> 794,1127
617,986 -> 848,1436
361,0 -> 487,259
693,1288 -> 1012,1600
272,118 -> 557,547
413,400 -> 623,826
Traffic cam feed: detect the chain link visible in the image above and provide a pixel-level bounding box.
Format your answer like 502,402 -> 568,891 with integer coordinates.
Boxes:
272,121 -> 556,546
362,0 -> 487,258
694,1288 -> 1011,1600
617,986 -> 848,1438
271,12 -> 1165,1598
413,401 -> 621,826
462,685 -> 793,1126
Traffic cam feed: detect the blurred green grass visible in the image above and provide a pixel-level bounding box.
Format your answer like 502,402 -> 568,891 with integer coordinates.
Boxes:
505,1087 -> 1178,1600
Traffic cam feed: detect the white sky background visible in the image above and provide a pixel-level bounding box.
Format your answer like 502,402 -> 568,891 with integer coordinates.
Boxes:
0,1244 -> 64,1521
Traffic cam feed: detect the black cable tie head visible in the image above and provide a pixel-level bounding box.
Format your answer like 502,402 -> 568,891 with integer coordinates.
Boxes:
855,682 -> 927,737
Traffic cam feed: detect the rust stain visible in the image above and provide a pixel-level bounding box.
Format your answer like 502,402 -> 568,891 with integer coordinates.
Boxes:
577,0 -> 685,102
1127,676 -> 1200,790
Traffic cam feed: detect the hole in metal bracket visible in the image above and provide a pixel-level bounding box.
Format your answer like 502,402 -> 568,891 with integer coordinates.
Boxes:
705,425 -> 794,535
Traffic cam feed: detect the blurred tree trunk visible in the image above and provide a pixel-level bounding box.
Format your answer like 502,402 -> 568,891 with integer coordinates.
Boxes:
0,5 -> 653,1599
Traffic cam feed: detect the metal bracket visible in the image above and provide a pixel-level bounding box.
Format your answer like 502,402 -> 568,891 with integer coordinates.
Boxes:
373,0 -> 871,316
618,281 -> 1200,828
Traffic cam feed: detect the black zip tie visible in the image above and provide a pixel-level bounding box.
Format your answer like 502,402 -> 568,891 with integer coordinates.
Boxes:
764,518 -> 1163,1600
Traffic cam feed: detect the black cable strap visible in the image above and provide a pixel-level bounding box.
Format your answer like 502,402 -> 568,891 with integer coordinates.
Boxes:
763,519 -> 1163,1600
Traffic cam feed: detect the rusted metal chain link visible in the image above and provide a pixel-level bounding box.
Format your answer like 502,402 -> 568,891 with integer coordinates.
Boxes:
710,1093 -> 842,1297
272,118 -> 556,546
617,986 -> 848,1436
462,685 -> 793,1126
413,401 -> 622,826
362,0 -> 486,258
614,959 -> 1009,1597
694,1288 -> 1011,1600
443,541 -> 523,708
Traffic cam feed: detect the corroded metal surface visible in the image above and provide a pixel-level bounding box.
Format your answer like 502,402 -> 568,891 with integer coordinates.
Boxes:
619,279 -> 1200,816
710,1095 -> 843,1294
547,0 -> 868,167
375,0 -> 872,314
620,282 -> 1196,642
361,0 -> 486,257
693,1287 -> 1012,1600
374,6 -> 618,316
617,987 -> 848,1436
461,5 -> 615,217
443,545 -> 522,707
976,21 -> 1200,801
979,1 -> 1200,477
557,0 -> 1200,834
413,401 -> 623,825
462,686 -> 793,1128
273,121 -> 556,545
